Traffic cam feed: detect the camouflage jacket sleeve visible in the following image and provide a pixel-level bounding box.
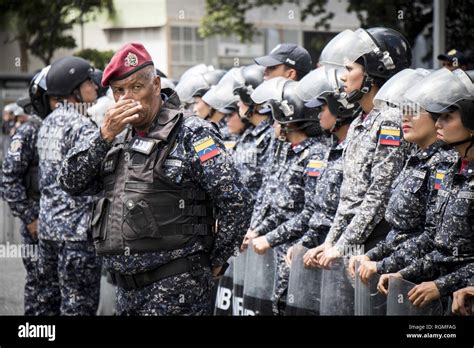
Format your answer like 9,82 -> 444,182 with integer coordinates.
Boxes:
335,120 -> 407,251
366,236 -> 395,261
374,158 -> 452,271
58,131 -> 111,196
186,123 -> 252,268
0,124 -> 39,224
265,180 -> 316,247
376,225 -> 437,274
250,177 -> 269,229
434,263 -> 474,296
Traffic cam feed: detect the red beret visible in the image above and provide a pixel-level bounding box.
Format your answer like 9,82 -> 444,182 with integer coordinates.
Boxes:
102,42 -> 154,87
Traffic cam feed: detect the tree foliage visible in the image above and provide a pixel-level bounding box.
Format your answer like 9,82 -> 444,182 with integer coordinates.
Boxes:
199,0 -> 474,62
75,48 -> 114,70
0,0 -> 115,71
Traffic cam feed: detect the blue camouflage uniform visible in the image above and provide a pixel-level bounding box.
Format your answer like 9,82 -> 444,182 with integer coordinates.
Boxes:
36,106 -> 101,315
57,93 -> 252,315
0,115 -> 42,315
251,136 -> 328,315
265,138 -> 346,249
232,118 -> 274,202
326,108 -> 410,254
366,142 -> 457,273
320,108 -> 409,315
396,159 -> 474,297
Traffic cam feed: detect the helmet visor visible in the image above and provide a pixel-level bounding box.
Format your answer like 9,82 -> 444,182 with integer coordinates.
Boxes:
374,68 -> 431,109
295,66 -> 339,102
250,76 -> 288,104
319,29 -> 378,67
405,68 -> 474,113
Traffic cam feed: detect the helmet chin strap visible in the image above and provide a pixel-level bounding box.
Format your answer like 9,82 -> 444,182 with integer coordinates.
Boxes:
242,104 -> 255,120
346,74 -> 374,104
442,134 -> 474,158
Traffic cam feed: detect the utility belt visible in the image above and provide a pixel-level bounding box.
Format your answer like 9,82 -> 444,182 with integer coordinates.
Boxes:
108,253 -> 210,291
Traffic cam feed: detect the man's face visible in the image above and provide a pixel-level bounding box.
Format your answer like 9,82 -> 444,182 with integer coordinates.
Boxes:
110,67 -> 161,128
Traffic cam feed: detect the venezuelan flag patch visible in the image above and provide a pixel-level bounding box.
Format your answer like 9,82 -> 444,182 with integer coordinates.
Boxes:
306,160 -> 325,177
193,136 -> 220,162
434,171 -> 445,190
379,126 -> 401,146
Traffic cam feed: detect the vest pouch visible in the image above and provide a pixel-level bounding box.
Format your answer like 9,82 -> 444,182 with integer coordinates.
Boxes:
24,165 -> 40,201
123,197 -> 160,240
91,198 -> 109,241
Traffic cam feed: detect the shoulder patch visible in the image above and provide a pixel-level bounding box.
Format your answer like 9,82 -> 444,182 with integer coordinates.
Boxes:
9,139 -> 22,153
379,125 -> 401,146
193,136 -> 220,162
434,171 -> 445,190
306,160 -> 325,177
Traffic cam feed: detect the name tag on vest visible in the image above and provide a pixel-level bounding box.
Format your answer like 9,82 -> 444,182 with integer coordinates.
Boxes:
130,138 -> 157,155
438,189 -> 449,198
412,169 -> 426,179
458,191 -> 474,200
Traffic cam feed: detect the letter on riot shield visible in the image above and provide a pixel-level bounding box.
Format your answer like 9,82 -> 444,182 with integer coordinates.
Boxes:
285,244 -> 322,315
232,250 -> 246,316
214,257 -> 234,315
354,261 -> 387,315
386,276 -> 443,315
242,247 -> 276,316
320,258 -> 355,315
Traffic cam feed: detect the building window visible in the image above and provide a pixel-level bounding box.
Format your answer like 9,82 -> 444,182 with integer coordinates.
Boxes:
170,26 -> 208,79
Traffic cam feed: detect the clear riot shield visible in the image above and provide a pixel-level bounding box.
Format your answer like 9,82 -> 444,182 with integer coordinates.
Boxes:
242,247 -> 276,316
232,250 -> 247,316
387,277 -> 443,315
285,244 -> 322,315
320,258 -> 355,315
213,257 -> 234,315
354,261 -> 387,315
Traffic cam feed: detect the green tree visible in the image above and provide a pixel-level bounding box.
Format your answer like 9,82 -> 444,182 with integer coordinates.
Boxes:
199,0 -> 474,62
75,48 -> 114,70
0,0 -> 115,72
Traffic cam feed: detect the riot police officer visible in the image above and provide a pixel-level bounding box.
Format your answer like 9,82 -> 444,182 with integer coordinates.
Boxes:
36,56 -> 101,315
0,66 -> 52,315
58,42 -> 252,315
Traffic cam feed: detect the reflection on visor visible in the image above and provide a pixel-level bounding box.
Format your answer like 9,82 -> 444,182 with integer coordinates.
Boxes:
319,29 -> 378,67
405,68 -> 474,113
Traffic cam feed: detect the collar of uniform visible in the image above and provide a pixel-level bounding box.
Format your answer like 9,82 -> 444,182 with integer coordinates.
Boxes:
251,118 -> 271,137
454,157 -> 474,179
334,137 -> 347,151
146,96 -> 182,141
353,108 -> 380,130
414,141 -> 444,161
291,137 -> 314,154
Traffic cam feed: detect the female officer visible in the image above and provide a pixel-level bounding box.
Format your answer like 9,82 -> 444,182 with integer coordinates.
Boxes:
377,68 -> 474,310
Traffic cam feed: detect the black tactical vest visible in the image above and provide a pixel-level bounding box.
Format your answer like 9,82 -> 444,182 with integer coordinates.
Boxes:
91,101 -> 215,255
24,116 -> 42,202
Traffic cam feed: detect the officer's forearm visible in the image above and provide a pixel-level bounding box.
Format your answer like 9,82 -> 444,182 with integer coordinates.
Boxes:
434,264 -> 474,297
58,134 -> 110,195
